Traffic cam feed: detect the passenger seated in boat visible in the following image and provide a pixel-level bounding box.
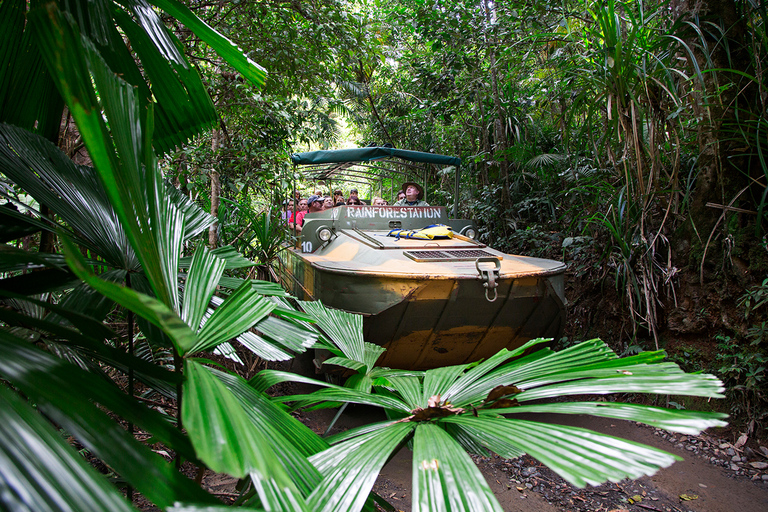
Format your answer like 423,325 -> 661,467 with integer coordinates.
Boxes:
291,195 -> 323,233
288,197 -> 308,231
372,196 -> 387,206
395,190 -> 405,203
394,182 -> 430,207
347,196 -> 363,205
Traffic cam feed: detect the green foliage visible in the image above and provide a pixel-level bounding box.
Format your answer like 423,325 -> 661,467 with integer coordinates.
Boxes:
0,0 -> 756,510
715,334 -> 767,432
740,277 -> 768,322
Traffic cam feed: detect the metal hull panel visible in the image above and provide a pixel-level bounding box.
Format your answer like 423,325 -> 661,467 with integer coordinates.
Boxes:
282,247 -> 565,370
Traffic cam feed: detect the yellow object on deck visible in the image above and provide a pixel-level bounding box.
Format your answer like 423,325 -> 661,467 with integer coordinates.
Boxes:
388,223 -> 454,240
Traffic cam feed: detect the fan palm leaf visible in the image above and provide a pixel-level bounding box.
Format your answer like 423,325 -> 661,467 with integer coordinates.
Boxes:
0,385 -> 139,512
258,334 -> 727,508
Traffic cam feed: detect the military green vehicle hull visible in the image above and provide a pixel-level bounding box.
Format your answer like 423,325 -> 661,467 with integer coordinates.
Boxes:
280,205 -> 566,370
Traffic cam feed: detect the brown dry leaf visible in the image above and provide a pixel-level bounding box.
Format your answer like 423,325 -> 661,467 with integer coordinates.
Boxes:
427,394 -> 442,408
488,398 -> 519,409
484,384 -> 522,403
405,395 -> 465,422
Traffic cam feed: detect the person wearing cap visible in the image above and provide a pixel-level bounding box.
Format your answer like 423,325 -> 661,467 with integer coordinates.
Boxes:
348,188 -> 359,201
394,182 -> 429,207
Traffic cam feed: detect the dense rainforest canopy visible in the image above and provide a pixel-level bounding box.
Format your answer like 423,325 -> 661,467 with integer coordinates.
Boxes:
170,0 -> 767,346
0,0 -> 765,510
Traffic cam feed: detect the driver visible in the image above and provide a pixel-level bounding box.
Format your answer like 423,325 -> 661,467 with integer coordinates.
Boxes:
394,182 -> 429,207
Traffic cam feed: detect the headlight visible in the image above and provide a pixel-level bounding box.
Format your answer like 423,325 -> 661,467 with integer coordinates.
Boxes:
464,228 -> 477,239
317,227 -> 332,242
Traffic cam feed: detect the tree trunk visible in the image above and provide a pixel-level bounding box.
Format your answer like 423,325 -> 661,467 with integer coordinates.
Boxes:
38,204 -> 56,253
671,0 -> 756,239
483,0 -> 509,203
208,129 -> 221,249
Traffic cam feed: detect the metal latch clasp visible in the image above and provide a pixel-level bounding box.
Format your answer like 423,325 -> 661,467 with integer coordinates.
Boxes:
476,257 -> 501,302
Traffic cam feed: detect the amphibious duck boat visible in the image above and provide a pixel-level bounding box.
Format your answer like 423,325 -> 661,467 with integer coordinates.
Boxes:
280,147 -> 566,370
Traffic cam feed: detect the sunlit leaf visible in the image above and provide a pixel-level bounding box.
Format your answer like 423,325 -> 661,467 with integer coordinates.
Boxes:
412,423 -> 502,512
0,385 -> 138,512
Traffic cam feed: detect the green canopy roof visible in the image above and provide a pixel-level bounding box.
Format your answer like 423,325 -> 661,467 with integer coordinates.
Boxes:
291,147 -> 461,167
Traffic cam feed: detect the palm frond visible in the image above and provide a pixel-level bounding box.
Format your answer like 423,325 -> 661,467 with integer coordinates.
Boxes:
308,422 -> 415,512
412,423 -> 503,512
0,384 -> 138,512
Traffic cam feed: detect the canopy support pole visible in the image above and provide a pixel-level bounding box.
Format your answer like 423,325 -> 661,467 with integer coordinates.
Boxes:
453,164 -> 460,217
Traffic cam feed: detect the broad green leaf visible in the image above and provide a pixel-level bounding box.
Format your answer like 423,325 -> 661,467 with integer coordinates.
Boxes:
445,416 -> 680,488
0,303 -> 176,385
165,183 -> 215,238
31,5 -> 183,310
148,0 -> 267,88
322,356 -> 365,372
422,365 -> 470,405
0,243 -> 69,272
212,341 -> 244,365
167,506 -> 264,512
308,422 -> 415,512
512,351 -> 672,389
443,338 -> 550,405
251,314 -> 317,353
212,369 -> 326,496
61,236 -> 198,355
443,422 -> 494,458
0,330 -> 213,507
0,288 -> 116,341
495,339 -> 622,385
181,247 -> 225,331
183,360 -> 294,487
515,372 -> 725,401
299,300 -> 384,370
0,123 -> 137,269
0,204 -> 48,243
324,419 -> 403,446
251,478 -> 311,512
386,375 -> 423,409
193,282 -> 275,354
216,276 -> 289,295
0,0 -> 63,140
492,401 -> 728,435
0,385 -> 138,512
111,4 -> 217,155
412,423 -> 502,512
250,369 -> 343,394
0,267 -> 80,295
237,331 -> 295,361
179,246 -> 256,270
253,370 -> 411,412
47,271 -> 127,329
347,374 -> 376,395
